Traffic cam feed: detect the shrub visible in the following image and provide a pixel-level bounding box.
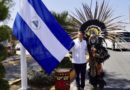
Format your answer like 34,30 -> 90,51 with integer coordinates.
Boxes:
0,63 -> 5,78
57,57 -> 73,69
0,26 -> 10,42
0,44 -> 7,61
28,57 -> 73,88
28,70 -> 55,88
0,79 -> 10,90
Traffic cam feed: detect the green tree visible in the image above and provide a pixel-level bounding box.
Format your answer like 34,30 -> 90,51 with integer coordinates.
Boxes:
0,0 -> 13,21
0,0 -> 13,90
0,25 -> 10,42
0,2 -> 8,21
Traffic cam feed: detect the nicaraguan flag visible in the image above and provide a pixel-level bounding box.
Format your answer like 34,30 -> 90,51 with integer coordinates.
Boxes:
13,0 -> 74,74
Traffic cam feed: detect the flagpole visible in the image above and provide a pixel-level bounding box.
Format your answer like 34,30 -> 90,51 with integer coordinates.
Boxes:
19,43 -> 28,90
19,0 -> 28,89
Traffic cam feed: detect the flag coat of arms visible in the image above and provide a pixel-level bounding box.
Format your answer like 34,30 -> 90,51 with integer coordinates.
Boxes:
13,0 -> 74,74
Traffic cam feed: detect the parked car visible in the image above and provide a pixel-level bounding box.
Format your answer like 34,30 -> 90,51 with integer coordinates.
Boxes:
105,31 -> 130,50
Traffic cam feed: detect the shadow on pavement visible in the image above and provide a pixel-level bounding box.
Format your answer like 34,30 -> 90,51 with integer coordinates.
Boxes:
107,48 -> 130,52
104,88 -> 130,90
104,72 -> 130,90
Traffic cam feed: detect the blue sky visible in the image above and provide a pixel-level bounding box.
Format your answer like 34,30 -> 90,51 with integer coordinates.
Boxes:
8,0 -> 130,30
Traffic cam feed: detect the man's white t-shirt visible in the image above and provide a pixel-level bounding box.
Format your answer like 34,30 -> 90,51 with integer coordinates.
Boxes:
71,38 -> 88,64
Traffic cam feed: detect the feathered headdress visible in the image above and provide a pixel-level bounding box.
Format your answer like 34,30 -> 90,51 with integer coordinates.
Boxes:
69,0 -> 123,40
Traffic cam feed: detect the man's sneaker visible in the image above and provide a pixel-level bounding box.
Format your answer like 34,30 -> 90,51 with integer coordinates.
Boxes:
77,87 -> 81,90
80,87 -> 84,90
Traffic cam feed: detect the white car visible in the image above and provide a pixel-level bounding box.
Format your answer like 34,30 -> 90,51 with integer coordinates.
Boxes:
105,32 -> 130,50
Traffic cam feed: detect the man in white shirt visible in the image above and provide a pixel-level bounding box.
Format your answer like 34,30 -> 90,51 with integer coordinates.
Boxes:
71,31 -> 88,90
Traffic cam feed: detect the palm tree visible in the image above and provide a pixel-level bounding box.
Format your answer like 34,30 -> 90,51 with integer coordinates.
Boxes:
52,11 -> 76,37
69,0 -> 123,40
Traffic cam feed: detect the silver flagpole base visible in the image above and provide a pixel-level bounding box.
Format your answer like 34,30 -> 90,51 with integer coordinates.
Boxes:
18,88 -> 27,90
18,87 -> 30,90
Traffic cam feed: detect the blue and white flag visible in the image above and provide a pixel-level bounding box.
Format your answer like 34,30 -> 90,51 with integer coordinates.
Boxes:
13,0 -> 74,74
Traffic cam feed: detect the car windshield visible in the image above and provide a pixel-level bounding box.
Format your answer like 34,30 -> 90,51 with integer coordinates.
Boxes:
123,37 -> 130,42
118,32 -> 130,37
117,32 -> 130,42
117,37 -> 130,42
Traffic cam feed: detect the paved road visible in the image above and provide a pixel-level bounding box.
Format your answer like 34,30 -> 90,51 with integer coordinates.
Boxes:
71,50 -> 130,90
